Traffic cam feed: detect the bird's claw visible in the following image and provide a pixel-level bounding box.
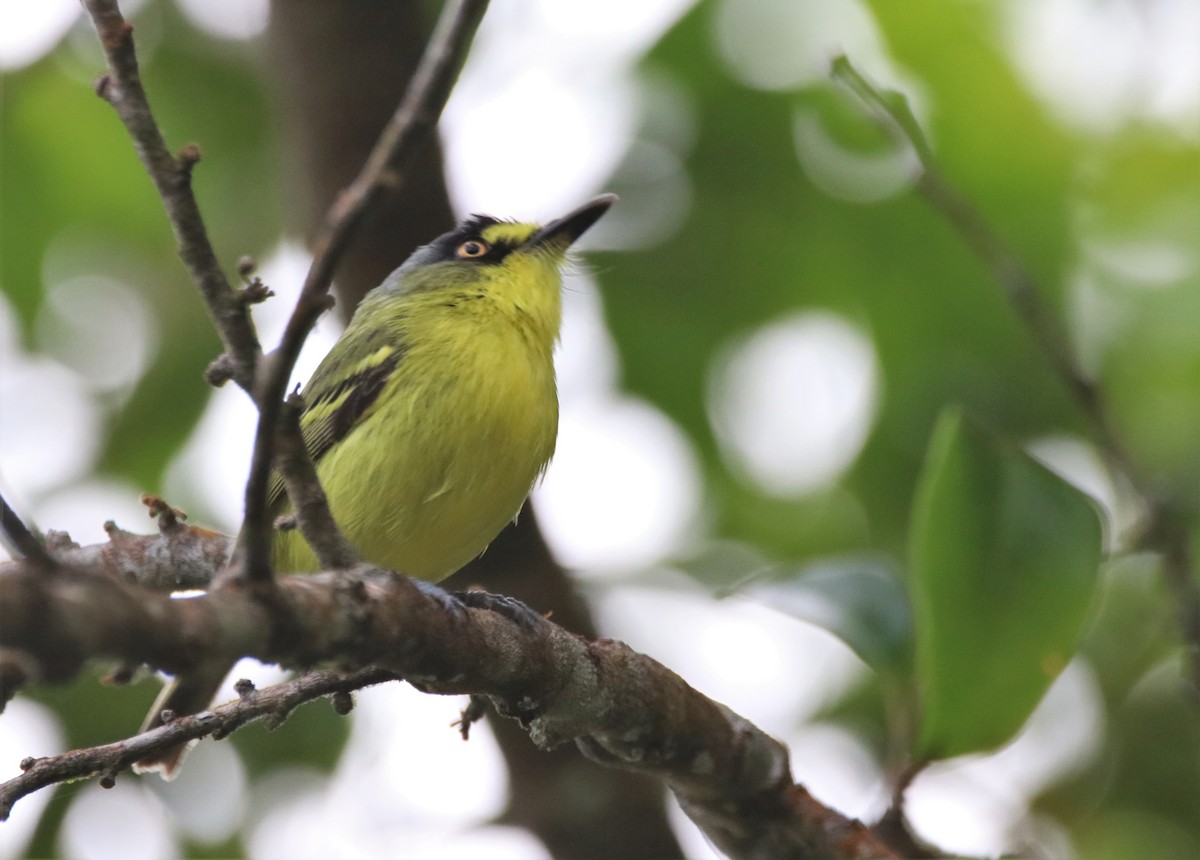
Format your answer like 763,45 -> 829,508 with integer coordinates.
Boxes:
453,590 -> 545,631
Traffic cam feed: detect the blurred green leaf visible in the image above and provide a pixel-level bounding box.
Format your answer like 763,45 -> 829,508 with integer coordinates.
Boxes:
1,4 -> 280,492
1080,131 -> 1200,239
1097,273 -> 1200,501
678,540 -> 912,674
716,480 -> 872,562
100,320 -> 220,490
24,672 -> 156,755
1079,554 -> 1179,704
1036,657 -> 1200,852
1104,664 -> 1200,836
1080,131 -> 1200,497
909,408 -> 1101,758
603,0 -> 1085,568
0,61 -> 165,333
742,554 -> 912,677
1071,811 -> 1200,860
230,692 -> 350,776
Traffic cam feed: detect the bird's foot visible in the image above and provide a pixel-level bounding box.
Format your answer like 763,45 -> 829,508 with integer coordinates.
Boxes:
453,589 -> 545,631
411,578 -> 467,621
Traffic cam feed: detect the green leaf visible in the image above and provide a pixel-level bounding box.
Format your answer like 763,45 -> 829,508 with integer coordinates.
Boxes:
742,554 -> 912,677
678,539 -> 912,675
909,408 -> 1102,758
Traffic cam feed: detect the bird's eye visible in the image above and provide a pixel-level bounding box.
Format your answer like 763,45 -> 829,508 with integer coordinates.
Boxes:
456,239 -> 490,259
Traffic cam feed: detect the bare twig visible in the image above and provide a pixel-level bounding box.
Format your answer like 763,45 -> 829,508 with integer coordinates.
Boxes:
829,56 -> 1132,470
831,54 -> 1200,695
0,494 -> 54,571
82,0 -> 261,390
0,561 -> 897,859
52,521 -> 224,591
0,498 -> 232,592
1,667 -> 398,819
275,394 -> 361,570
81,0 -> 361,590
874,762 -> 938,858
1146,504 -> 1200,695
236,0 -> 491,584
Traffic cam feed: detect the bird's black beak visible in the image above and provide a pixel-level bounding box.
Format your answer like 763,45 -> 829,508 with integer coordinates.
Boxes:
526,194 -> 617,250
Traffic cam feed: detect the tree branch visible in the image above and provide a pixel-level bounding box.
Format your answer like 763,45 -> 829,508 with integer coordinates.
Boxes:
0,496 -> 231,593
0,494 -> 54,572
1,666 -> 398,818
79,0 -> 349,591
237,0 -> 490,584
831,54 -> 1200,696
82,0 -> 261,391
274,394 -> 361,570
0,561 -> 898,859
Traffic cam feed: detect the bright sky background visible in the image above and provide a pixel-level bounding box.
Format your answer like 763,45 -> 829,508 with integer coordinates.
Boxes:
1,0 -> 1197,857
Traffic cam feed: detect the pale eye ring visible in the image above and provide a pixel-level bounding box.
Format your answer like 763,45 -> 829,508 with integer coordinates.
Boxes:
456,239 -> 490,259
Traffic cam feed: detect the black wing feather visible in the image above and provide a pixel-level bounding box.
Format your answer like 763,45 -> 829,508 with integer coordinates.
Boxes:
267,345 -> 403,512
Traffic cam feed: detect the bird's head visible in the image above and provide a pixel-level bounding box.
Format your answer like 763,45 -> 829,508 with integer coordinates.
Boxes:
379,195 -> 616,324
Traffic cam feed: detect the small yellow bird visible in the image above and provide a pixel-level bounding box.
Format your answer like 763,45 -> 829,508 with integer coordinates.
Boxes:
273,193 -> 614,577
136,195 -> 616,776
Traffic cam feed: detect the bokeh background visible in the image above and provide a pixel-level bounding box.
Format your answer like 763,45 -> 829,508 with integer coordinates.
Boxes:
2,0 -> 1198,857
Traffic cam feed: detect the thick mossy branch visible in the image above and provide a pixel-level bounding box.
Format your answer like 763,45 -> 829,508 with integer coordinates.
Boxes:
0,561 -> 898,859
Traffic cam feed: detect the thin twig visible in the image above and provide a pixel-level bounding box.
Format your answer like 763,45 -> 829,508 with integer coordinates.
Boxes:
1147,503 -> 1200,696
274,394 -> 361,570
0,494 -> 54,571
0,514 -> 230,592
831,55 -> 1200,694
81,0 -> 357,590
82,0 -> 261,390
0,667 -> 399,819
0,522 -> 229,593
236,0 -> 491,583
829,56 -> 1134,475
874,761 -> 939,858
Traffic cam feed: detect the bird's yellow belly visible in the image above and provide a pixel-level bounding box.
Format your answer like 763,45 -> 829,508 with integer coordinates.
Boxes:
274,331 -> 557,580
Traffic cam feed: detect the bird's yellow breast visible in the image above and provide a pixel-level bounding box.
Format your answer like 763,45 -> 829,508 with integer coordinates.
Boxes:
273,274 -> 560,580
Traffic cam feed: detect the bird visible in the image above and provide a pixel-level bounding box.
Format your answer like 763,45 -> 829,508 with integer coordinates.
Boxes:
135,194 -> 616,777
